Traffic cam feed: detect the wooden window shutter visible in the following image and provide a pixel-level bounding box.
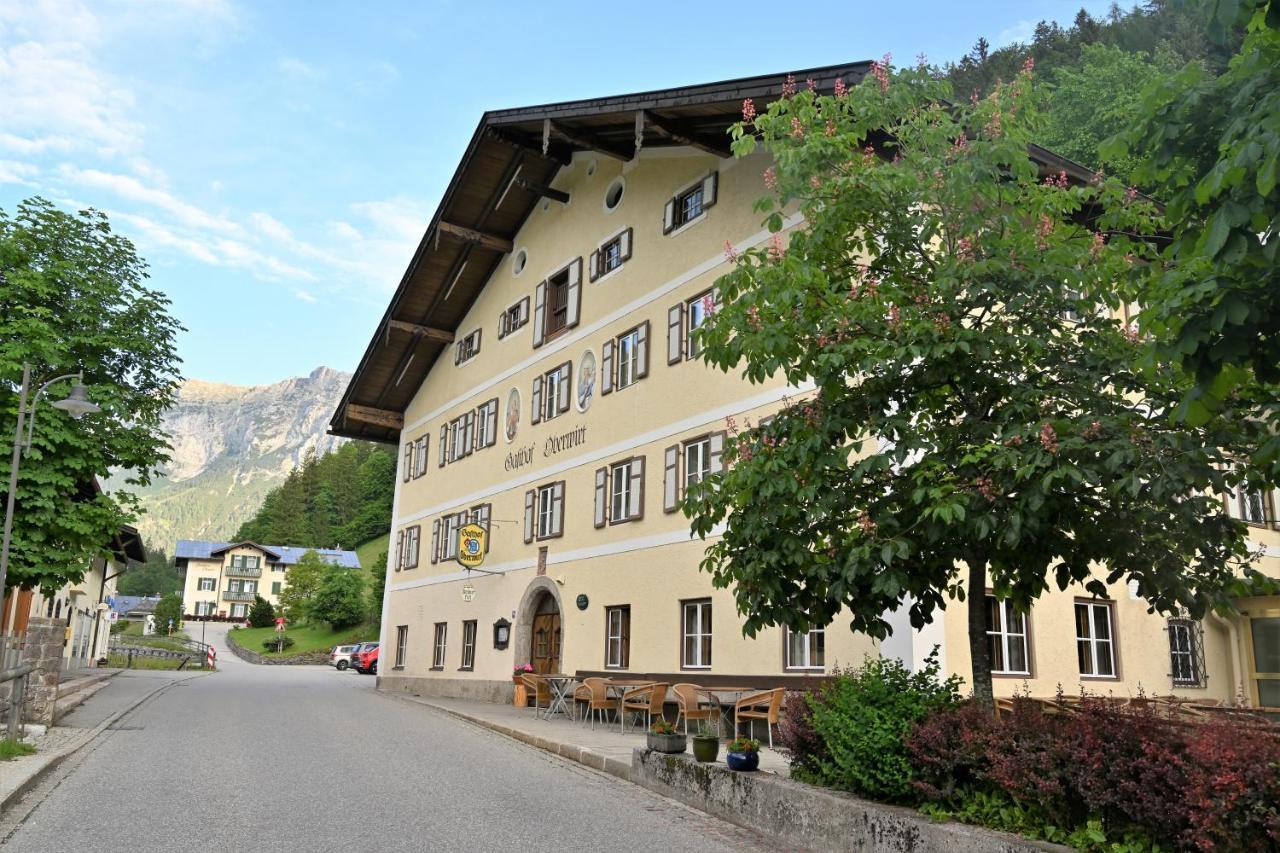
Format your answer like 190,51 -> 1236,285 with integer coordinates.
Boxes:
532,280 -> 547,347
565,258 -> 582,329
667,303 -> 684,365
438,425 -> 447,467
403,444 -> 413,482
635,320 -> 650,379
594,467 -> 607,528
531,375 -> 543,425
557,362 -> 571,414
663,197 -> 676,234
498,309 -> 508,339
601,339 -> 614,395
620,227 -> 633,261
395,531 -> 404,571
588,249 -> 600,282
711,431 -> 726,472
621,609 -> 630,667
702,172 -> 718,209
486,399 -> 498,447
454,341 -> 462,365
477,504 -> 491,551
551,481 -> 565,537
523,489 -> 535,544
663,445 -> 680,513
520,296 -> 530,325
473,327 -> 481,356
430,520 -> 440,564
629,456 -> 645,520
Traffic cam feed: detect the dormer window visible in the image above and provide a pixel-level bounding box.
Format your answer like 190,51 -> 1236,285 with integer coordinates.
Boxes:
589,229 -> 633,281
663,173 -> 718,235
455,329 -> 481,365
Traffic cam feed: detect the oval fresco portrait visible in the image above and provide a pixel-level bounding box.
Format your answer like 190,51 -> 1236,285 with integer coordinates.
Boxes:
577,349 -> 596,413
505,387 -> 521,442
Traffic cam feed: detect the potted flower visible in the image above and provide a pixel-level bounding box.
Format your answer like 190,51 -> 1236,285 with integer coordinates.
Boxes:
725,736 -> 760,772
512,663 -> 533,684
646,719 -> 687,754
691,721 -> 720,763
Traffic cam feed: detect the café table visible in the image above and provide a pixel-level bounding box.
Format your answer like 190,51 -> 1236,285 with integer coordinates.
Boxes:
694,685 -> 758,737
541,673 -> 577,720
603,677 -> 656,732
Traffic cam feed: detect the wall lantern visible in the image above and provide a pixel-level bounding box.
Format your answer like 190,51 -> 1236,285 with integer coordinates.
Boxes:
493,618 -> 511,650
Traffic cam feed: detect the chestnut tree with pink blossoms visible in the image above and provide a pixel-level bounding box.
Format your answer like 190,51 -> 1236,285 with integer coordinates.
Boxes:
684,60 -> 1273,704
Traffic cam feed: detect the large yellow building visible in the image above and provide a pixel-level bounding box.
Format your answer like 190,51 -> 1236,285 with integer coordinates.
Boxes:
332,63 -> 1280,709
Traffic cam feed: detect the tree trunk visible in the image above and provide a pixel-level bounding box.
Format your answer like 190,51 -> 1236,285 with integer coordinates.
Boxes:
967,557 -> 995,708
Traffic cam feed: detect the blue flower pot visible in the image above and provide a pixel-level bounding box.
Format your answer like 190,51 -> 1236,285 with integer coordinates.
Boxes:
726,750 -> 759,772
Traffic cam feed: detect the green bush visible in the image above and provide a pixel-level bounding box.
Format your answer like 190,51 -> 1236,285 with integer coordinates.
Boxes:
110,619 -> 130,634
310,568 -> 366,629
152,593 -> 183,634
802,652 -> 961,802
261,634 -> 295,652
247,595 -> 275,628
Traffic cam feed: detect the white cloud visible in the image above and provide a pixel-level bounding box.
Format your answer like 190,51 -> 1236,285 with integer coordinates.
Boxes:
0,159 -> 38,185
60,165 -> 241,234
0,132 -> 73,155
996,20 -> 1036,47
111,210 -> 219,264
293,289 -> 317,304
278,56 -> 323,80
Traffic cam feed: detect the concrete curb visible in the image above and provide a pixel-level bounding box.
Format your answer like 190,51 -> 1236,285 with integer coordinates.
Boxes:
52,669 -> 121,724
0,672 -> 205,817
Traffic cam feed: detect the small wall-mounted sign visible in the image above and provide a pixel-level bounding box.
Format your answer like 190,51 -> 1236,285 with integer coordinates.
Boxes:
575,593 -> 589,611
461,581 -> 476,603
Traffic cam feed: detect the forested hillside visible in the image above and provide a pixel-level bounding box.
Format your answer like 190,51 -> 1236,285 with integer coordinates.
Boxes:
233,441 -> 395,550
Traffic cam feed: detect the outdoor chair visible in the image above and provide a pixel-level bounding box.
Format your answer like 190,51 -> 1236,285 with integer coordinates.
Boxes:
621,682 -> 669,731
573,677 -> 613,728
521,673 -> 552,719
673,683 -> 719,735
733,688 -> 784,748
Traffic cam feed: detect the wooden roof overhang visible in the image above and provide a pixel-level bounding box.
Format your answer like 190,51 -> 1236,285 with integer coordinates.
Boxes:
330,62 -> 873,443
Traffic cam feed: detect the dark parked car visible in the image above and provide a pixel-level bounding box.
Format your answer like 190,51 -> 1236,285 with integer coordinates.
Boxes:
353,643 -> 379,675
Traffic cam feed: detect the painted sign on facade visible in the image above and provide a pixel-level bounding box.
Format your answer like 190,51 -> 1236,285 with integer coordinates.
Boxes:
504,387 -> 520,442
457,522 -> 488,569
577,349 -> 596,412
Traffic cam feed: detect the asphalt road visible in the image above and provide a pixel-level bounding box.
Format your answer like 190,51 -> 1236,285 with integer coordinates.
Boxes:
1,623 -> 764,852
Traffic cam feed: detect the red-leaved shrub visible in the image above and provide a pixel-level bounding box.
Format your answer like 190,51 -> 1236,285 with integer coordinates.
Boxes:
777,689 -> 827,778
1182,718 -> 1280,850
906,700 -> 998,803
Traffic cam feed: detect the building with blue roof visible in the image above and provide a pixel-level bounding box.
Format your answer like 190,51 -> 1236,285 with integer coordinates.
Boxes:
176,540 -> 361,620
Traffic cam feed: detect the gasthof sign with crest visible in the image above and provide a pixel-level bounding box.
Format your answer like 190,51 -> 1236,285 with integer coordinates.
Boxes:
456,522 -> 488,569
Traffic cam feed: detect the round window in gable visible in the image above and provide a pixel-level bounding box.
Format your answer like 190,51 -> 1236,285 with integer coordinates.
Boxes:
604,178 -> 625,213
512,248 -> 528,277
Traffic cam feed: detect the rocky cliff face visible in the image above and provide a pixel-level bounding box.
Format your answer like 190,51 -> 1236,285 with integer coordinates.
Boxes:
114,366 -> 350,552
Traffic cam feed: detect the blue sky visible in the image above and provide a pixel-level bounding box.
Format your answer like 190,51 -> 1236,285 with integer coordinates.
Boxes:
1,0 -> 1113,387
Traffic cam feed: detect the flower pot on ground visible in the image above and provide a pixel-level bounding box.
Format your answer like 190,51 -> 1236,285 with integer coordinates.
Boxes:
692,722 -> 720,763
725,736 -> 760,772
646,719 -> 687,754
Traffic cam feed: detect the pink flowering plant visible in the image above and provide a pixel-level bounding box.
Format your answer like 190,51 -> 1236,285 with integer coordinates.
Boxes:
514,663 -> 534,674
685,60 -> 1273,704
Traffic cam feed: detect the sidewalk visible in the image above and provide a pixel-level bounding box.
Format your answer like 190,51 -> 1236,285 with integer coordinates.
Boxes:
395,693 -> 791,782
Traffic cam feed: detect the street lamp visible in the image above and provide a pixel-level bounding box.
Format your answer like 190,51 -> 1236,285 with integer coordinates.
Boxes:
1,364 -> 102,609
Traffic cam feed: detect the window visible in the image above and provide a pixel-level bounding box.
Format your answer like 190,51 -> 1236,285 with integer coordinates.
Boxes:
469,504 -> 491,552
663,434 -> 725,513
474,398 -> 498,450
271,582 -> 281,596
271,563 -> 285,573
461,620 -> 477,670
433,512 -> 465,563
682,600 -> 712,669
197,577 -> 215,592
663,173 -> 718,234
595,456 -> 644,527
395,625 -> 408,669
589,228 -> 632,281
230,603 -> 247,619
604,178 -> 624,211
498,297 -> 530,339
667,289 -> 719,364
403,525 -> 421,569
605,606 -> 630,669
1168,619 -> 1205,687
985,596 -> 1030,675
602,322 -> 649,394
532,258 -> 582,347
524,481 -> 565,542
432,623 -> 447,669
455,328 -> 481,365
194,601 -> 213,617
785,626 -> 825,671
230,555 -> 260,569
532,362 -> 571,424
413,435 -> 428,478
1227,485 -> 1274,527
448,411 -> 475,463
1075,601 -> 1116,678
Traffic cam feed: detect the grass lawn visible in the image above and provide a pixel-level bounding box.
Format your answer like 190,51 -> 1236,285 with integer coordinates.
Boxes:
114,621 -> 191,653
355,533 -> 388,572
1,739 -> 37,761
107,653 -> 195,670
230,621 -> 378,657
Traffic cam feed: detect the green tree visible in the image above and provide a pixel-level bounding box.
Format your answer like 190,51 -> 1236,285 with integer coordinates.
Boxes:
367,549 -> 387,623
0,199 -> 182,593
153,592 -> 184,634
116,546 -> 182,596
277,549 -> 328,623
689,60 -> 1270,704
310,567 -> 366,630
247,594 -> 276,628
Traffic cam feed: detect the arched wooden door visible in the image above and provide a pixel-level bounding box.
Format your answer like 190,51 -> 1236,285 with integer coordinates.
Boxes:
531,592 -> 561,674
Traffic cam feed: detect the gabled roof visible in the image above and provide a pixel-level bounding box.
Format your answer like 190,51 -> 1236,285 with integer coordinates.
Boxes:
174,540 -> 362,568
208,541 -> 282,559
329,61 -> 873,444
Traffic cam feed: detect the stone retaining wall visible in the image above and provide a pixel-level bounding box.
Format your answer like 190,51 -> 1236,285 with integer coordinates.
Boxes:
224,633 -> 329,666
630,750 -> 1065,853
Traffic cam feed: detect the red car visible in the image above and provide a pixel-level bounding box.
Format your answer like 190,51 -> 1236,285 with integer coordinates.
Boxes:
353,643 -> 379,675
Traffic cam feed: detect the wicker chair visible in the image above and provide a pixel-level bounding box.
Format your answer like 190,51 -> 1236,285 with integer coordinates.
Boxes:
673,683 -> 719,735
621,682 -> 669,731
573,677 -> 613,728
733,688 -> 784,748
521,673 -> 552,719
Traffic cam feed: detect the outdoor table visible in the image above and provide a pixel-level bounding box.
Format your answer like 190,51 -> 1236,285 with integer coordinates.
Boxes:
541,673 -> 577,720
603,678 -> 656,732
695,686 -> 758,737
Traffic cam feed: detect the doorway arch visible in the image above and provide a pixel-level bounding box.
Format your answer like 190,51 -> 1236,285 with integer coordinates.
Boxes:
515,577 -> 565,675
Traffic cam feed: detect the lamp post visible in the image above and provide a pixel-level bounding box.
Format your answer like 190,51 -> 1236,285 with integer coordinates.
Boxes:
1,364 -> 102,610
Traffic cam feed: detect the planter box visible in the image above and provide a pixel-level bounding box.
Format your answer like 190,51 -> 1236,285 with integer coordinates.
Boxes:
646,732 -> 687,754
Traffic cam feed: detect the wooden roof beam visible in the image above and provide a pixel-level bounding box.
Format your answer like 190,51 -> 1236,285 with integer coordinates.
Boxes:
345,404 -> 404,431
386,319 -> 454,343
438,221 -> 514,254
486,128 -> 573,166
642,111 -> 732,158
545,119 -> 632,161
513,177 -> 569,204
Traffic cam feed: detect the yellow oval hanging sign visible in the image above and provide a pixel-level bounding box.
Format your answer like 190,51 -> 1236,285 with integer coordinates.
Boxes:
457,522 -> 488,569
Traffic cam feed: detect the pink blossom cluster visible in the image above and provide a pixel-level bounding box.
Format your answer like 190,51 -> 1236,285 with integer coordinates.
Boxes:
1021,55 -> 1035,75
1123,325 -> 1140,344
782,74 -> 797,98
1082,420 -> 1103,440
742,98 -> 757,124
725,414 -> 739,435
974,475 -> 996,503
858,511 -> 877,536
747,305 -> 762,330
723,240 -> 739,262
932,313 -> 951,334
768,233 -> 786,261
916,52 -> 928,68
1039,423 -> 1059,454
862,144 -> 877,166
951,134 -> 969,155
1124,186 -> 1139,204
1044,170 -> 1069,189
985,110 -> 1002,138
869,54 -> 892,93
810,175 -> 823,191
956,237 -> 974,261
806,78 -> 818,92
887,304 -> 901,329
824,119 -> 837,137
1036,214 -> 1054,249
834,77 -> 848,98
1089,232 -> 1106,257
791,116 -> 805,139
763,166 -> 777,190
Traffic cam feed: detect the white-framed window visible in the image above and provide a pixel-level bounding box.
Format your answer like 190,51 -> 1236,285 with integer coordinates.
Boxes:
538,483 -> 560,539
432,622 -> 447,668
686,290 -> 716,358
663,173 -> 718,234
785,626 -> 825,671
684,437 -> 712,491
663,433 -> 725,513
681,599 -> 712,669
230,555 -> 260,569
498,297 -> 530,339
197,577 -> 215,592
438,513 -> 464,562
461,620 -> 477,670
986,596 -> 1030,675
1227,485 -> 1275,527
395,625 -> 408,669
1168,619 -> 1204,687
230,603 -> 247,619
606,606 -> 630,669
271,563 -> 285,573
413,435 -> 428,478
589,228 -> 633,281
448,411 -> 475,463
602,321 -> 649,395
403,525 -> 421,569
595,456 -> 644,527
474,398 -> 498,449
194,601 -> 213,617
1075,601 -> 1116,678
532,362 -> 571,424
455,328 -> 481,365
524,481 -> 565,543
